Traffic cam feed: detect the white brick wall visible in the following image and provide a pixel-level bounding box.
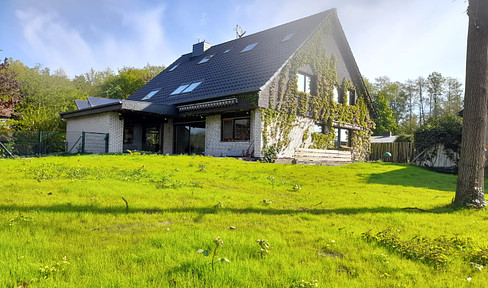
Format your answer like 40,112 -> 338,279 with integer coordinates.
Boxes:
205,110 -> 262,157
66,112 -> 124,153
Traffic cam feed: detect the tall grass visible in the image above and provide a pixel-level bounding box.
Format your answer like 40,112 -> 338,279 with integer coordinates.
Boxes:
0,154 -> 487,287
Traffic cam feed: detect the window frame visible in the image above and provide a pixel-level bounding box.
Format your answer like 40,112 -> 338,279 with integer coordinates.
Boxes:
297,72 -> 312,94
221,116 -> 251,142
334,127 -> 351,148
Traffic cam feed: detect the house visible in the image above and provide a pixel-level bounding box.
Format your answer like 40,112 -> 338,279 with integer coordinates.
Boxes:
60,9 -> 375,162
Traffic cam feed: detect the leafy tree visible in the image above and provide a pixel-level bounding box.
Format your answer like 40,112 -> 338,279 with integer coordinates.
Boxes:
0,58 -> 22,119
444,77 -> 463,115
97,64 -> 165,99
456,0 -> 488,208
426,72 -> 445,120
372,91 -> 398,135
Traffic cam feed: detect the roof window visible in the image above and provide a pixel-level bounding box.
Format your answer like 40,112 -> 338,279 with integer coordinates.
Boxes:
223,49 -> 231,54
240,43 -> 258,53
170,81 -> 203,95
168,63 -> 180,72
282,33 -> 294,42
142,89 -> 160,100
198,55 -> 214,64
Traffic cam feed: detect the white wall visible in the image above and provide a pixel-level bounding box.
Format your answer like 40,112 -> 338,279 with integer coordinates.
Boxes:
205,110 -> 262,157
66,112 -> 123,153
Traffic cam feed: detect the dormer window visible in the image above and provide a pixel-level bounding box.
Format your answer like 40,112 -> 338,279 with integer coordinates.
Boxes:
198,55 -> 214,64
297,73 -> 311,94
241,43 -> 258,53
141,89 -> 160,100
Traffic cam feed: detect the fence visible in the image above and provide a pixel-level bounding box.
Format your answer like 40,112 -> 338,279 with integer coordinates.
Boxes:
66,131 -> 109,154
0,131 -> 109,158
370,142 -> 417,163
0,131 -> 66,157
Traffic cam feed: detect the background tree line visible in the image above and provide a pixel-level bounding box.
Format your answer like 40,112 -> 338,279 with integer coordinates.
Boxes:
0,57 -> 164,132
367,72 -> 463,136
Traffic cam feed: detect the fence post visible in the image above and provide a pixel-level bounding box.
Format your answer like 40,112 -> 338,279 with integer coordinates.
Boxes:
105,133 -> 109,153
81,132 -> 86,154
38,131 -> 42,157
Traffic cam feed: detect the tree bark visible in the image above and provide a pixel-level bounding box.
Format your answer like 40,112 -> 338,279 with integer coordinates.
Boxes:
455,0 -> 488,208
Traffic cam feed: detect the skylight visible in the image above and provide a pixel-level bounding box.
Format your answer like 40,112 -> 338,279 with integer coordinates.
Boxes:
198,55 -> 214,64
282,33 -> 294,41
223,49 -> 231,54
168,63 -> 180,72
170,84 -> 190,95
240,43 -> 258,53
170,81 -> 203,95
141,89 -> 160,100
182,81 -> 202,93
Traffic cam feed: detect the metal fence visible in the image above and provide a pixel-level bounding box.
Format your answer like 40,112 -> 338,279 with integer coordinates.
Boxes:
66,131 -> 109,154
0,131 -> 66,157
0,131 -> 109,158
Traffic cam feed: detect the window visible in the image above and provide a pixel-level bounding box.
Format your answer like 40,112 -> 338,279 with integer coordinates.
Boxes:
198,55 -> 214,64
297,73 -> 311,94
182,81 -> 202,93
282,33 -> 294,41
313,123 -> 324,134
222,116 -> 250,141
241,43 -> 258,53
334,128 -> 351,148
141,89 -> 160,100
168,63 -> 180,72
348,90 -> 356,105
223,49 -> 231,54
170,81 -> 203,95
333,87 -> 339,103
171,84 -> 190,95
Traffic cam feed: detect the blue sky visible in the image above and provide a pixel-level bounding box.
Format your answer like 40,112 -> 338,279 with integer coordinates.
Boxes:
0,0 -> 468,83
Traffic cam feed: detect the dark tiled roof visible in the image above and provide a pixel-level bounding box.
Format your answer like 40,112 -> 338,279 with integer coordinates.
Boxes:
127,9 -> 335,105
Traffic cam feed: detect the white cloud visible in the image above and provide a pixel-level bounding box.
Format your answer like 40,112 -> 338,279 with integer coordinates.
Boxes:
15,8 -> 96,76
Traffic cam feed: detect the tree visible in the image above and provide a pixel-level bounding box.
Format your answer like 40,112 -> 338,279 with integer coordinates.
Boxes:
0,58 -> 22,119
426,72 -> 445,120
97,65 -> 165,99
372,91 -> 398,135
444,77 -> 463,115
415,77 -> 427,126
455,0 -> 488,208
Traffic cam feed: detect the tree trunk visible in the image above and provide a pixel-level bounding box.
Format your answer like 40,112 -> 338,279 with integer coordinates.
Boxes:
455,0 -> 488,208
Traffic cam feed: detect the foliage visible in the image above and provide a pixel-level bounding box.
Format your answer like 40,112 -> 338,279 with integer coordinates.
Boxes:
96,64 -> 165,99
394,134 -> 414,143
256,239 -> 270,258
372,91 -> 398,135
0,58 -> 23,119
261,19 -> 374,160
414,114 -> 462,162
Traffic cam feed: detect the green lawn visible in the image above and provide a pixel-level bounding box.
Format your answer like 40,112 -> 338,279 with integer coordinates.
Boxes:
1,154 -> 487,287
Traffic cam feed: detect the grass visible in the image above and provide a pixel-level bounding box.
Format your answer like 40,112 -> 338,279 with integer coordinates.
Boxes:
0,154 -> 487,287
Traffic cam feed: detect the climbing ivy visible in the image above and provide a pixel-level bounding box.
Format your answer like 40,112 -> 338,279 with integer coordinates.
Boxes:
260,17 -> 374,161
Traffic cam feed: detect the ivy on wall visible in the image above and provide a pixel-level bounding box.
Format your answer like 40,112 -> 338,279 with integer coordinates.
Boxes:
260,17 -> 375,161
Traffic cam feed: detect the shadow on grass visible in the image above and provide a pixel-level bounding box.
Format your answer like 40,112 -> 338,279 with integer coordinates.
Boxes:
366,164 -> 457,192
0,203 -> 459,215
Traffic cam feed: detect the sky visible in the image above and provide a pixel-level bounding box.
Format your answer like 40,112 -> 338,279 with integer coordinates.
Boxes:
0,0 -> 468,84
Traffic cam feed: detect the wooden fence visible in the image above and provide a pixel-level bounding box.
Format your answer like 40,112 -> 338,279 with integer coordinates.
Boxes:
370,142 -> 416,163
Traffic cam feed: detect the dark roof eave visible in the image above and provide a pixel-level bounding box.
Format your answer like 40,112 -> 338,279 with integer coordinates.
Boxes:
59,102 -> 123,119
60,101 -> 179,120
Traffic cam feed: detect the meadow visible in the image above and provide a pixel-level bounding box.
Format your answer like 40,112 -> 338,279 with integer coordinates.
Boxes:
0,154 -> 487,287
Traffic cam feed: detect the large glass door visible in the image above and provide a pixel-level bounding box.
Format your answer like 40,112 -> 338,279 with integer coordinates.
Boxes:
174,122 -> 205,155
